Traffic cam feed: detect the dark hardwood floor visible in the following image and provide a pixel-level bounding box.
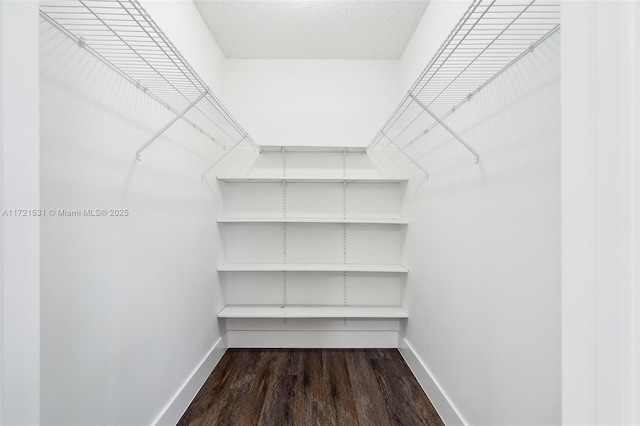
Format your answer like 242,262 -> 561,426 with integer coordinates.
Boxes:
178,348 -> 444,426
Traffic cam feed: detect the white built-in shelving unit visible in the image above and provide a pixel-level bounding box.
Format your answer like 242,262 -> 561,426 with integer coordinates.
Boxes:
216,147 -> 409,347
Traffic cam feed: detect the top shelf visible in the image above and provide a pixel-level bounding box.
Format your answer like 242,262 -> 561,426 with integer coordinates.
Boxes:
260,146 -> 368,153
217,176 -> 408,183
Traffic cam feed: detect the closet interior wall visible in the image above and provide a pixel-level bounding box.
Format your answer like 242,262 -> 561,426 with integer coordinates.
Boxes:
0,2 -> 41,424
395,20 -> 561,426
224,60 -> 400,147
39,1 -> 231,424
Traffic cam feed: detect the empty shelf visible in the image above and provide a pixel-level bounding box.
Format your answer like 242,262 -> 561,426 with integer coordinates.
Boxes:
216,176 -> 408,183
217,263 -> 409,273
217,217 -> 409,225
218,305 -> 408,319
260,146 -> 367,153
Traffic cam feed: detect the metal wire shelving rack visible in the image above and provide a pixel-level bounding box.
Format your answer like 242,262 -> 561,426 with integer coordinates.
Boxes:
367,0 -> 560,178
39,0 -> 260,179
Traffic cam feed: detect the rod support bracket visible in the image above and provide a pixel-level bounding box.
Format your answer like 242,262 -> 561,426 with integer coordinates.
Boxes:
136,89 -> 208,161
200,135 -> 247,180
408,93 -> 480,164
380,131 -> 429,180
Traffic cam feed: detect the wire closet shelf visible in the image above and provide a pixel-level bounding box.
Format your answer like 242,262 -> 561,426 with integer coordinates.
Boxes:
367,0 -> 560,175
40,0 -> 260,178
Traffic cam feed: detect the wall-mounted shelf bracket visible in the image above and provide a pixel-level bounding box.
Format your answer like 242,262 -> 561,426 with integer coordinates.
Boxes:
408,94 -> 479,164
201,135 -> 248,181
380,131 -> 429,180
136,89 -> 209,161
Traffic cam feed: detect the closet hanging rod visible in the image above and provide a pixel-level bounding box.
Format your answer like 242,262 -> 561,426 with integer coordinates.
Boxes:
380,131 -> 430,180
408,94 -> 479,164
367,0 -> 560,158
397,23 -> 559,152
136,89 -> 209,160
40,0 -> 260,165
40,11 -> 225,149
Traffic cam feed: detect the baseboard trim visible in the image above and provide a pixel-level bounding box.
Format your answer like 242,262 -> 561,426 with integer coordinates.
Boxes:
153,337 -> 227,425
398,338 -> 467,426
226,330 -> 398,348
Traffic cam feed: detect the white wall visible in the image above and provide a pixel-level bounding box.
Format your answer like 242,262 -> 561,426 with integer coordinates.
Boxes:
222,1 -> 471,150
398,30 -> 561,426
225,60 -> 399,147
0,1 -> 41,424
39,2 -> 228,423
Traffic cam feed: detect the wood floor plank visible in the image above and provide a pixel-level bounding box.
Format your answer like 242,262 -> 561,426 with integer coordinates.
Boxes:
290,349 -> 337,426
176,348 -> 249,426
371,350 -> 445,426
345,349 -> 392,426
323,349 -> 359,426
179,349 -> 444,426
233,350 -> 281,425
256,350 -> 296,426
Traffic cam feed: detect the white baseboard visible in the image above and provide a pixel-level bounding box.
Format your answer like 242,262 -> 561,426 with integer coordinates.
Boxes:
398,338 -> 467,426
153,337 -> 227,425
227,330 -> 398,348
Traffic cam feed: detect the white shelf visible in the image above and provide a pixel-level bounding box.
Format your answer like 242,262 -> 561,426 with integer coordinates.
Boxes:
260,146 -> 367,153
217,217 -> 409,225
217,263 -> 409,273
218,305 -> 408,319
216,176 -> 408,183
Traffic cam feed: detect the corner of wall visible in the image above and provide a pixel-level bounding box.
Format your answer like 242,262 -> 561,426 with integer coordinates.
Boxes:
153,338 -> 227,425
398,338 -> 467,426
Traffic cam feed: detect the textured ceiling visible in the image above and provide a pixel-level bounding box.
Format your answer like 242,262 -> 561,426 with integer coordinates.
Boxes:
193,0 -> 429,59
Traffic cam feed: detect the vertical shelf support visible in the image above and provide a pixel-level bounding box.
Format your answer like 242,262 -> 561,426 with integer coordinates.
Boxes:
408,93 -> 480,164
136,89 -> 209,160
380,131 -> 429,180
342,148 -> 348,325
282,148 -> 288,323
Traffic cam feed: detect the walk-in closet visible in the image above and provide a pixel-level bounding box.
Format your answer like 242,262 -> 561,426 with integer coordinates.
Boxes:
1,0 -> 638,424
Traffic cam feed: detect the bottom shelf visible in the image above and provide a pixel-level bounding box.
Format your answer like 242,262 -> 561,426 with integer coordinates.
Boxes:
218,305 -> 408,319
